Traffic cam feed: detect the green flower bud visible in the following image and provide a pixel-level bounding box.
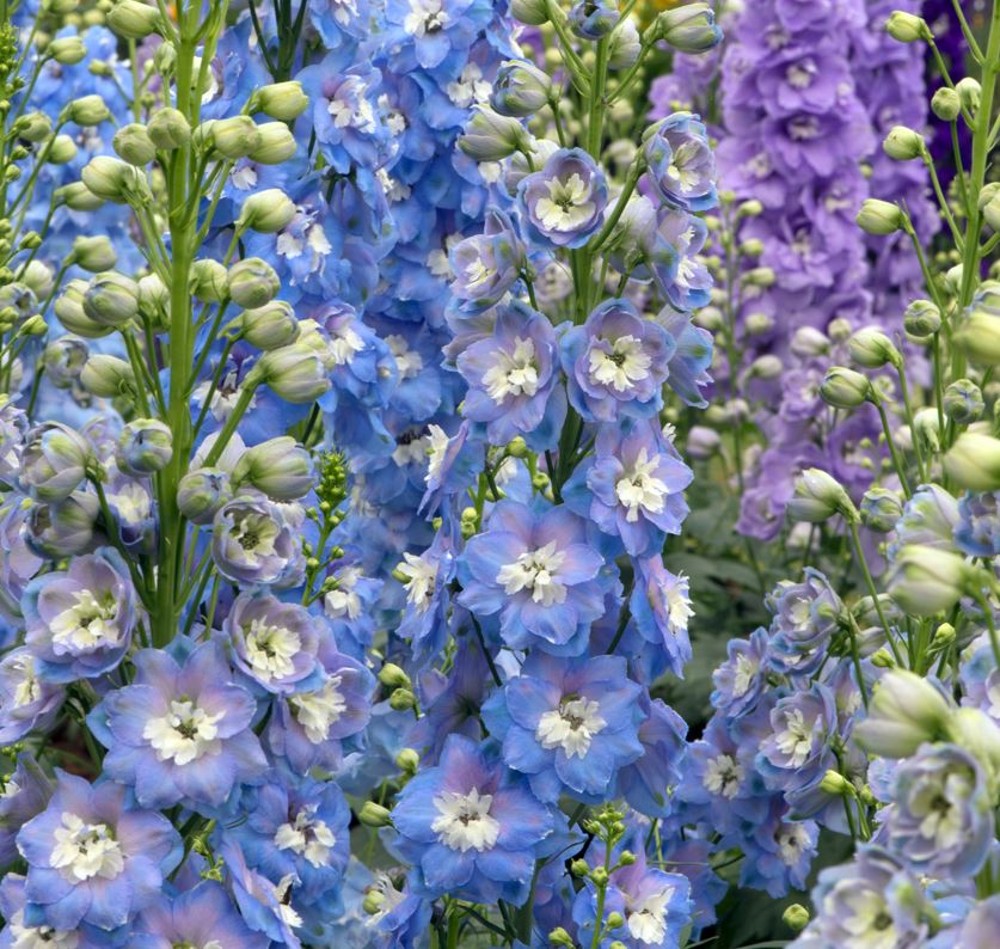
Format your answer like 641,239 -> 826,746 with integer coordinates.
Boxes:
228,257 -> 280,309
232,436 -> 314,501
252,81 -> 309,121
931,86 -> 961,121
236,188 -> 296,234
944,431 -> 1000,491
17,112 -> 52,143
492,59 -> 553,118
605,912 -> 625,930
882,125 -> 925,160
47,37 -> 87,65
137,273 -> 169,327
790,326 -> 830,358
848,327 -> 901,369
358,802 -> 392,828
249,122 -> 297,164
819,770 -> 853,796
117,418 -> 173,474
787,467 -> 857,524
820,366 -> 872,408
654,2 -> 722,53
388,688 -> 416,711
395,748 -> 420,774
154,41 -> 176,75
256,342 -> 332,403
147,106 -> 191,150
46,134 -> 78,165
82,271 -> 140,327
211,115 -> 262,160
56,181 -> 104,211
957,77 -> 982,114
362,891 -> 385,915
945,708 -> 1000,789
177,467 -> 232,524
18,260 -> 54,298
70,235 -> 117,273
67,95 -> 110,127
855,668 -> 954,756
742,266 -> 776,287
21,422 -> 91,501
782,904 -> 810,933
106,0 -> 163,39
27,490 -> 99,557
458,107 -> 530,161
81,156 -> 151,204
112,123 -> 156,165
510,0 -> 548,25
903,298 -> 942,337
887,544 -> 973,616
241,300 -> 300,350
378,662 -> 411,689
943,379 -> 985,424
860,486 -> 903,533
79,354 -> 136,398
43,336 -> 88,389
857,198 -> 903,235
608,19 -> 641,70
189,258 -> 229,303
54,279 -> 112,338
885,10 -> 930,42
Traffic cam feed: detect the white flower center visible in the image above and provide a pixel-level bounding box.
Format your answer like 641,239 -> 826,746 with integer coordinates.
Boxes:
830,887 -> 897,949
535,173 -> 595,232
327,324 -> 365,366
431,788 -> 500,853
230,512 -> 280,562
11,655 -> 41,707
425,425 -> 450,485
615,448 -> 669,523
776,824 -> 810,865
244,619 -> 302,682
397,552 -> 438,612
665,140 -> 703,194
404,0 -> 449,36
49,590 -> 120,654
587,334 -> 652,393
731,653 -> 756,697
663,579 -> 694,632
626,885 -> 674,945
324,567 -> 362,620
481,337 -> 539,404
274,806 -> 336,868
50,813 -> 124,883
786,60 -> 815,89
142,699 -> 224,765
703,754 -> 743,799
8,911 -> 80,949
386,335 -> 424,379
774,708 -> 813,768
911,771 -> 972,850
107,483 -> 152,525
536,696 -> 606,758
290,675 -> 347,743
496,541 -> 567,606
447,63 -> 491,107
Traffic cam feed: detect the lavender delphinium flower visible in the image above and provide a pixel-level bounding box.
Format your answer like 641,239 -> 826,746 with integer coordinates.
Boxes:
643,111 -> 718,213
211,493 -> 305,588
518,147 -> 608,249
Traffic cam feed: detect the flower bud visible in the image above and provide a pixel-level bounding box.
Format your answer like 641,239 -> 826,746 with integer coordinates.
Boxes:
27,491 -> 99,558
882,125 -> 925,161
608,18 -> 641,70
491,60 -> 552,117
819,770 -> 853,796
787,468 -> 858,524
957,77 -> 982,114
228,257 -> 280,309
67,95 -> 110,127
377,662 -> 411,689
211,116 -> 262,160
249,122 -> 297,164
70,235 -> 117,273
147,107 -> 191,150
43,336 -> 88,388
54,279 -> 110,338
860,487 -> 903,533
82,271 -> 140,328
885,11 -> 930,42
945,708 -> 1000,786
113,123 -> 156,165
790,326 -> 829,358
903,298 -> 942,337
857,198 -> 903,235
81,156 -> 151,204
509,0 -> 548,24
358,802 -> 392,828
117,418 -> 173,474
686,425 -> 720,460
388,688 -> 416,711
177,468 -> 232,524
252,81 -> 309,121
931,87 -> 962,122
458,107 -> 530,161
887,545 -> 973,616
46,37 -> 87,65
232,436 -> 313,501
46,135 -> 77,165
189,259 -> 229,303
256,343 -> 332,403
782,905 -> 810,934
654,2 -> 722,52
944,431 -> 1000,491
820,366 -> 872,408
848,327 -> 901,369
56,181 -> 104,211
241,300 -> 300,350
944,379 -> 985,424
79,354 -> 136,398
236,189 -> 296,234
984,196 -> 1000,233
568,0 -> 618,39
605,912 -> 625,930
107,0 -> 163,39
855,668 -> 953,756
21,423 -> 91,501
395,748 -> 419,774
17,112 -> 52,143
